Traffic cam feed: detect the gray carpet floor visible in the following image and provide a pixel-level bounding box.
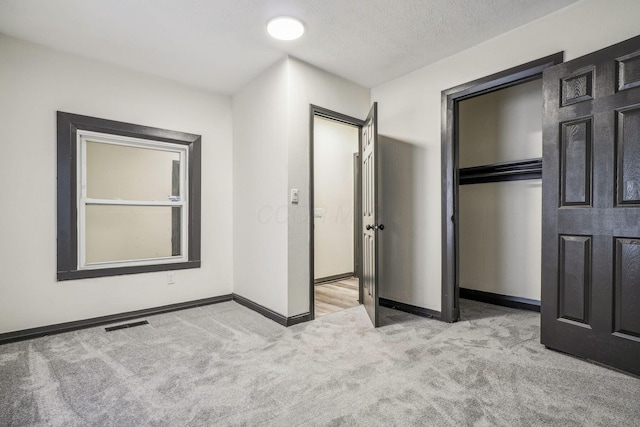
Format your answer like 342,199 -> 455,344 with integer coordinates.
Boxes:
1,299 -> 639,426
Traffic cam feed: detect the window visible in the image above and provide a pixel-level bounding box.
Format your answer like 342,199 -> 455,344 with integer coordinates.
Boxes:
57,112 -> 201,280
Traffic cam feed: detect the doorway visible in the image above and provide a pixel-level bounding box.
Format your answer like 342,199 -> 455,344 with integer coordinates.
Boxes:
309,106 -> 364,319
441,53 -> 564,322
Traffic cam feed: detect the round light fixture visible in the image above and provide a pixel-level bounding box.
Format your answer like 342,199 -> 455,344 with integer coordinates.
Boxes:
267,16 -> 305,41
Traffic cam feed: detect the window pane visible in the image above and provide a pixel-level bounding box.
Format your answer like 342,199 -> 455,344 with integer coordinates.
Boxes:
86,141 -> 181,201
85,205 -> 182,264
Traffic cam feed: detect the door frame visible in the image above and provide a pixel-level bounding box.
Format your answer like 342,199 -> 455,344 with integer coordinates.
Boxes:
309,105 -> 365,320
353,152 -> 362,284
440,52 -> 564,323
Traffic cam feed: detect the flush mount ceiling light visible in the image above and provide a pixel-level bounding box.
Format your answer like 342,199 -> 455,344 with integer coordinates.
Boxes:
267,16 -> 305,41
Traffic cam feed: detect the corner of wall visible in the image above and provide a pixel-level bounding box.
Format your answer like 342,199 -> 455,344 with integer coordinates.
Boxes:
285,57 -> 371,317
231,55 -> 290,316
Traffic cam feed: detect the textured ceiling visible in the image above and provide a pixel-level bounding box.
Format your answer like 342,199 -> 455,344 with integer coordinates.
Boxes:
0,0 -> 581,94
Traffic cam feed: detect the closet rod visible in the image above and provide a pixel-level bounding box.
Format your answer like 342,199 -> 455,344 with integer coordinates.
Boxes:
459,158 -> 541,185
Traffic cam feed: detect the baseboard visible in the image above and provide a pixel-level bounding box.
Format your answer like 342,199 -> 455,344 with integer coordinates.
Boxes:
379,298 -> 441,319
0,294 -> 234,346
314,272 -> 354,285
286,312 -> 313,326
232,294 -> 311,327
460,288 -> 540,312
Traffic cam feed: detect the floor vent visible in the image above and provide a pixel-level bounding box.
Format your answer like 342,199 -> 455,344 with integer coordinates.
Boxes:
105,320 -> 149,332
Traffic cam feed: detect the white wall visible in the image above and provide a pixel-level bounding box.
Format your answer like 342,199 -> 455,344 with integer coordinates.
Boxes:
313,117 -> 359,280
372,0 -> 640,312
287,58 -> 370,316
458,80 -> 542,301
232,57 -> 369,318
0,35 -> 234,334
232,59 -> 289,316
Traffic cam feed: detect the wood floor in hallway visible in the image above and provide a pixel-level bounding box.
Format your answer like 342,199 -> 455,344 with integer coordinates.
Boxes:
314,277 -> 359,317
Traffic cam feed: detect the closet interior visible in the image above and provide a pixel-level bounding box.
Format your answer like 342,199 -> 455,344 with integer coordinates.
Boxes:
458,78 -> 543,311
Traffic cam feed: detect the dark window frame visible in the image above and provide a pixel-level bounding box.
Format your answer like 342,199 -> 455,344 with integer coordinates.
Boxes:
57,111 -> 201,281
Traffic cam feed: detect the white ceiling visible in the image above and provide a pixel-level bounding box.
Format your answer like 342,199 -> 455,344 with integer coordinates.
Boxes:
0,0 -> 581,95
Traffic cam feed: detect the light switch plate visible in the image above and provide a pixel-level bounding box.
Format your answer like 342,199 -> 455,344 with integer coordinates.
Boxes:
290,188 -> 299,204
